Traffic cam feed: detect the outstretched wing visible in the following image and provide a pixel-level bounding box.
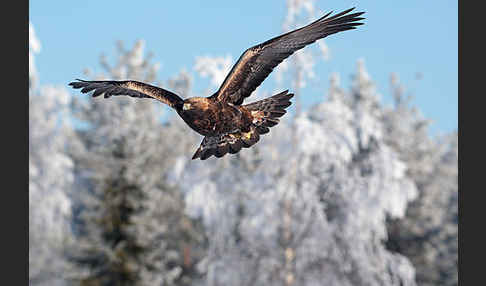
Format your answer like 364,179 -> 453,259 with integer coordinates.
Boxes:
69,79 -> 184,109
213,7 -> 365,105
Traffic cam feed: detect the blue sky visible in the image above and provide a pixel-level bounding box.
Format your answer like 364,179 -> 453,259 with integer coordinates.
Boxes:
29,0 -> 457,134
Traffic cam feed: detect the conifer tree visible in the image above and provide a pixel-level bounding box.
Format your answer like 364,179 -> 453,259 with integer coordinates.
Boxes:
176,59 -> 418,286
29,23 -> 76,286
383,74 -> 458,286
69,40 -> 205,286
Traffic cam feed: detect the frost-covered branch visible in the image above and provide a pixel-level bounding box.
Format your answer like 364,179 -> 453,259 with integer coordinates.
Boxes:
194,54 -> 233,89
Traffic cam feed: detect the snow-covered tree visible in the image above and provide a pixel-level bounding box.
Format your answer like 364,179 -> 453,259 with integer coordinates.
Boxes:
29,23 -> 76,285
194,55 -> 233,93
383,73 -> 458,286
68,40 -> 205,286
171,59 -> 418,286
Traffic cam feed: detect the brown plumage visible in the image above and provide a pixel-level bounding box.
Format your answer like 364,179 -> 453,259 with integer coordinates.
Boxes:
69,7 -> 365,160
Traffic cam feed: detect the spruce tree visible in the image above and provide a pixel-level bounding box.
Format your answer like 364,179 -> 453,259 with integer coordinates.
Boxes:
383,73 -> 458,286
68,40 -> 206,286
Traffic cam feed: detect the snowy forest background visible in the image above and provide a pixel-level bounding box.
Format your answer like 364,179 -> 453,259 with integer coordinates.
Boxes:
29,1 -> 457,285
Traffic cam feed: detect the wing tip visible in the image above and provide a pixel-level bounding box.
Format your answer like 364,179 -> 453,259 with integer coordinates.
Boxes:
68,78 -> 88,88
324,7 -> 365,20
281,89 -> 294,99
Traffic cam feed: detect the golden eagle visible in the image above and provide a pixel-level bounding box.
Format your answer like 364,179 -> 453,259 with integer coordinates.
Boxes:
70,8 -> 365,160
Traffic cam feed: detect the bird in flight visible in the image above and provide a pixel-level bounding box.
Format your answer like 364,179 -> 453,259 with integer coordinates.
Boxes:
70,8 -> 365,160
